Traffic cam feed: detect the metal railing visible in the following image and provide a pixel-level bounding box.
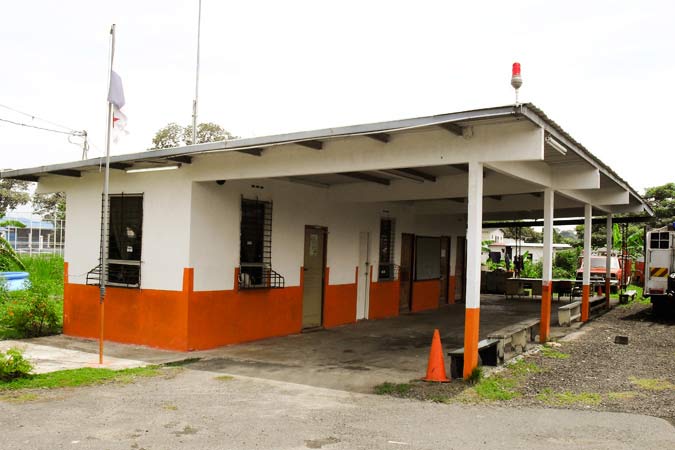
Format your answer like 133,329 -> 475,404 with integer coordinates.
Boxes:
238,264 -> 285,289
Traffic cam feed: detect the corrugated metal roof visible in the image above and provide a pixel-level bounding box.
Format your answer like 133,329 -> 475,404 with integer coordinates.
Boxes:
0,103 -> 652,214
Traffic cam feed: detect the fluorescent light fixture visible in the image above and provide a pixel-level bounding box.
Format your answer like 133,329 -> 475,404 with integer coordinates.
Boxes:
545,135 -> 568,155
125,165 -> 181,174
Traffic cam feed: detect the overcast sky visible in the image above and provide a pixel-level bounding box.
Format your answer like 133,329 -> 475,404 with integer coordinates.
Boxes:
1,0 -> 673,192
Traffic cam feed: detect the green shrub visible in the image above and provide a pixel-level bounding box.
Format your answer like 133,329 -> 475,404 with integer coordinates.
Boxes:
20,254 -> 64,299
553,249 -> 579,278
1,281 -> 61,337
0,348 -> 33,381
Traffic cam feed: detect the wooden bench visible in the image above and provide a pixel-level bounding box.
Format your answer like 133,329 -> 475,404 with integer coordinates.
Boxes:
487,318 -> 540,360
558,301 -> 581,326
448,338 -> 499,379
619,289 -> 637,305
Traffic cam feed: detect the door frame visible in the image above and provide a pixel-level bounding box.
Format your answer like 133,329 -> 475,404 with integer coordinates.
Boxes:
356,231 -> 371,320
399,233 -> 415,313
440,236 -> 451,304
303,225 -> 328,329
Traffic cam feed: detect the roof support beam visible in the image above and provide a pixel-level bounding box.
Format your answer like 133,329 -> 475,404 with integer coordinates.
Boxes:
448,163 -> 469,173
393,168 -> 436,182
366,133 -> 390,143
10,175 -> 39,182
110,163 -> 132,170
297,140 -> 323,150
487,195 -> 502,201
49,169 -> 81,178
340,172 -> 390,185
236,148 -> 264,157
168,156 -> 192,164
439,122 -> 464,136
284,177 -> 329,189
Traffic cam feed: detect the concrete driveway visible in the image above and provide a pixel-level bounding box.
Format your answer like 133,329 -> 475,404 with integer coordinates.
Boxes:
1,366 -> 673,450
25,295 -> 556,392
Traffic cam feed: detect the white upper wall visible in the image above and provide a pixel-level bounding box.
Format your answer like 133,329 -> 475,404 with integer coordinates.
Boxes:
41,170 -> 193,290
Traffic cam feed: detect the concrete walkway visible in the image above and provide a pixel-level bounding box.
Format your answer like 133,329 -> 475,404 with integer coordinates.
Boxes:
0,340 -> 154,373
10,295 -> 565,391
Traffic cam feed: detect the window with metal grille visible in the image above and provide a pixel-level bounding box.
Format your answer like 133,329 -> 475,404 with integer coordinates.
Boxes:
239,198 -> 284,289
378,218 -> 396,280
107,194 -> 143,287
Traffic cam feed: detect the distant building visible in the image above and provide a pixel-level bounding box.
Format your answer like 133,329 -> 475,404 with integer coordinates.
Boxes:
482,228 -> 504,243
0,216 -> 64,255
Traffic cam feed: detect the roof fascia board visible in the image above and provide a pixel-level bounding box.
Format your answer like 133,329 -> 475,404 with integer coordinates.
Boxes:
1,106 -> 519,179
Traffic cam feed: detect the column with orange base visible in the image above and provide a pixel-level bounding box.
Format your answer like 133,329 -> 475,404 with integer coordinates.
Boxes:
463,162 -> 483,379
605,214 -> 612,308
581,204 -> 592,322
540,188 -> 554,343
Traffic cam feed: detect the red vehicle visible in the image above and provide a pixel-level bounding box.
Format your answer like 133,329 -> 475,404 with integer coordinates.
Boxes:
576,254 -> 630,292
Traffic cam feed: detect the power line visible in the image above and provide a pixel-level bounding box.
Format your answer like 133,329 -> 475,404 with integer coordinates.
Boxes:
0,116 -> 84,136
0,103 -> 79,133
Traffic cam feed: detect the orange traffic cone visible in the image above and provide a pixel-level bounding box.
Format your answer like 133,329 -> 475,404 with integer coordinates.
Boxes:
422,329 -> 450,382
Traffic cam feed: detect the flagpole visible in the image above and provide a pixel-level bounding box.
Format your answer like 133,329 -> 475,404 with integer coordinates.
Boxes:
99,23 -> 116,365
191,0 -> 202,144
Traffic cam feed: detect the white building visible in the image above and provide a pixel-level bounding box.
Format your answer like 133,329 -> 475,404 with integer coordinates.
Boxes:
1,103 -> 652,378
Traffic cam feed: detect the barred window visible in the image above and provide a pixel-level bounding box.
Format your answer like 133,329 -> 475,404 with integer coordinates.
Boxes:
378,218 -> 396,280
107,194 -> 143,287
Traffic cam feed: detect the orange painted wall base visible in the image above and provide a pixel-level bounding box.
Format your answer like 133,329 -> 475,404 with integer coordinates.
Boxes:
411,280 -> 440,312
322,267 -> 358,329
369,280 -> 400,319
448,276 -> 457,304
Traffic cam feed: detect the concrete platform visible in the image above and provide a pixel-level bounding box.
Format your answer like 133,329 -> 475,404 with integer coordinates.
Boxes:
11,295 -> 565,391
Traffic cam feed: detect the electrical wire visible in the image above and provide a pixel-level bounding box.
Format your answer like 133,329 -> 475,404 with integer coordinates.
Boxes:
0,103 -> 79,133
0,116 -> 84,136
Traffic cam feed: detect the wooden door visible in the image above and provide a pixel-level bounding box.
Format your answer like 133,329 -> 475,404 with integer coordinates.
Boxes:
439,236 -> 451,303
399,233 -> 415,312
302,226 -> 326,328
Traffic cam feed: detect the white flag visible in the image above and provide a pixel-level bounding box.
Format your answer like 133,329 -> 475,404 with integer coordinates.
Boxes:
108,71 -> 128,141
108,71 -> 125,109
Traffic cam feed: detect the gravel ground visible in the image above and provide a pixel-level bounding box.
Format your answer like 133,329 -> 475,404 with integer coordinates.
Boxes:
381,303 -> 675,424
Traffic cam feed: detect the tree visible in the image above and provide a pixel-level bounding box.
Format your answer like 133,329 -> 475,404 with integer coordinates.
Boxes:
32,192 -> 66,220
0,220 -> 25,271
0,179 -> 30,219
150,122 -> 235,149
643,182 -> 675,227
502,227 -> 542,243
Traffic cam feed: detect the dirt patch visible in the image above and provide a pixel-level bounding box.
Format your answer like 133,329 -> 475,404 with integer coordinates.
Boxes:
375,304 -> 675,423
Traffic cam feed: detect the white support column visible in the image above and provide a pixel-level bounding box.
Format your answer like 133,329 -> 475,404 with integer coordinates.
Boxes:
606,214 -> 613,306
540,188 -> 554,342
463,162 -> 483,378
582,204 -> 593,322
448,234 -> 457,304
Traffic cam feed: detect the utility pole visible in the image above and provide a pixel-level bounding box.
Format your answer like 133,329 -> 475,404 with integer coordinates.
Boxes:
191,0 -> 202,145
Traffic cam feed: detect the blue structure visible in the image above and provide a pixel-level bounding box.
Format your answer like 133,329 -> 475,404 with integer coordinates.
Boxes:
0,271 -> 29,291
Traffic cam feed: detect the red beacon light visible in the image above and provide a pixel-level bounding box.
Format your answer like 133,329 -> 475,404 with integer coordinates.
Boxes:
511,62 -> 523,104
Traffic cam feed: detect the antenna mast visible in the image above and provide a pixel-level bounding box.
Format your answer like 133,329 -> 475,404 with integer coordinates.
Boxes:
191,0 -> 202,145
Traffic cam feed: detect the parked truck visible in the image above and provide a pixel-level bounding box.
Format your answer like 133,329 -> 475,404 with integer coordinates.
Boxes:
644,225 -> 675,314
575,253 -> 629,293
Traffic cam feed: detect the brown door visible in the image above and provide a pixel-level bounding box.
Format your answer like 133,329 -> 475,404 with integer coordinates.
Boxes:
439,236 -> 451,304
455,236 -> 466,302
399,233 -> 415,312
302,226 -> 326,328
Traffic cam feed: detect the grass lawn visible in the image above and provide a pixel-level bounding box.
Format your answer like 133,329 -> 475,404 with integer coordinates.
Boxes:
0,366 -> 162,391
